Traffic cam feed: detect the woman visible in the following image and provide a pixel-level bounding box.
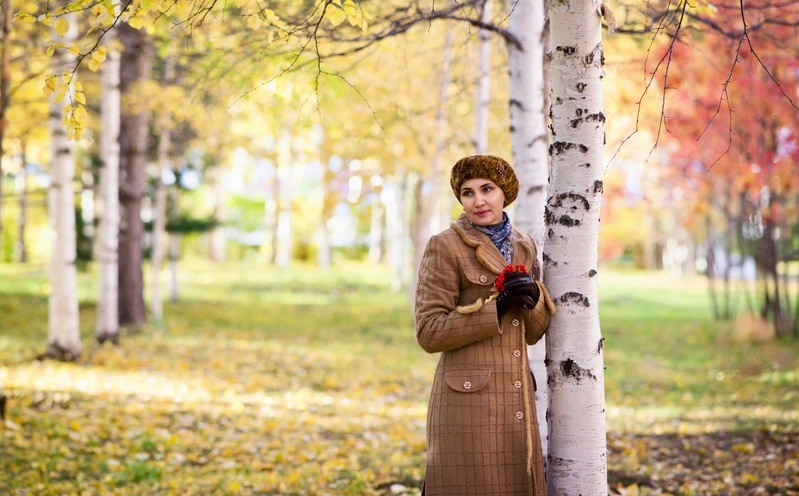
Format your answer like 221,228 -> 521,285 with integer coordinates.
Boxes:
415,155 -> 556,495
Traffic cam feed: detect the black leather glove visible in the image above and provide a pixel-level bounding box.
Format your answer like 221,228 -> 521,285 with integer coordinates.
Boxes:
496,272 -> 540,319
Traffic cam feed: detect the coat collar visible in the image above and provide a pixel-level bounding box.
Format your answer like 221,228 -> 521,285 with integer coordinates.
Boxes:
451,213 -> 534,274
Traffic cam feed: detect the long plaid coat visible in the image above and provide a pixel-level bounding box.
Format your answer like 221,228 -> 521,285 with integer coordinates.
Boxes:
415,213 -> 555,496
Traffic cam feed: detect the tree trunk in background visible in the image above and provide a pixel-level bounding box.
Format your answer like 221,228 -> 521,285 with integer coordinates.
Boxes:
0,0 -> 13,238
385,175 -> 408,291
15,141 -> 28,263
209,165 -> 227,261
317,157 -> 334,268
368,187 -> 384,263
508,0 -> 550,460
544,1 -> 607,493
474,0 -> 492,154
118,23 -> 152,329
151,50 -> 175,325
435,27 -> 455,234
275,131 -> 293,268
413,30 -> 455,296
96,23 -> 122,343
46,11 -> 81,360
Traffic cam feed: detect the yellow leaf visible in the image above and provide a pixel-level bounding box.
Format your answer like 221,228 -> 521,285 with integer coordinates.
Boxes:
68,45 -> 81,56
73,104 -> 87,121
75,92 -> 86,104
342,0 -> 358,17
361,17 -> 368,35
55,18 -> 70,37
128,16 -> 146,30
246,15 -> 262,30
14,11 -> 36,23
74,81 -> 84,92
327,7 -> 346,27
22,2 -> 38,14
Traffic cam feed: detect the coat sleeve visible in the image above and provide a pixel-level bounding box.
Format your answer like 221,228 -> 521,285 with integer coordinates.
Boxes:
415,234 -> 502,353
522,279 -> 556,345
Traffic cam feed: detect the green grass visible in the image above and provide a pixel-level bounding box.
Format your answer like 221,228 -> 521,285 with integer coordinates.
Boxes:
0,260 -> 797,495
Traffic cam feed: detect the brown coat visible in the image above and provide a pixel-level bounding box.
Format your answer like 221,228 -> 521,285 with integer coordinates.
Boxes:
415,214 -> 555,496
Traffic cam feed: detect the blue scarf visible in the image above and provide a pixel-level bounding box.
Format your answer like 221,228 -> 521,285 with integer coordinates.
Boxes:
472,212 -> 513,263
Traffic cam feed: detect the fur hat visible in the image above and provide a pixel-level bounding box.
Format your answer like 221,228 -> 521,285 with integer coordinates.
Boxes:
450,155 -> 519,206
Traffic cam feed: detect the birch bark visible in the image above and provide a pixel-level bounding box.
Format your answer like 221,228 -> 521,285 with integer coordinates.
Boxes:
151,51 -> 175,324
474,0 -> 492,154
96,21 -> 121,343
507,0 -> 550,457
544,1 -> 608,493
46,11 -> 81,360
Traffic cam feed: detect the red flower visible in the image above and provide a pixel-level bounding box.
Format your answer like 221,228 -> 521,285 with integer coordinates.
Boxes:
494,264 -> 529,292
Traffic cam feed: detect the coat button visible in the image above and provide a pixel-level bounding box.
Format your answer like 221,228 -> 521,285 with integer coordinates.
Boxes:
511,319 -> 520,327
463,381 -> 472,390
512,350 -> 521,358
514,380 -> 522,389
515,411 -> 524,419
479,275 -> 488,283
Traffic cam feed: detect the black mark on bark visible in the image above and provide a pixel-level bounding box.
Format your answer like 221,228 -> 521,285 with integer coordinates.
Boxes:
556,45 -> 577,55
559,292 -> 590,307
583,52 -> 595,65
561,358 -> 597,381
509,98 -> 523,110
550,142 -> 589,155
593,180 -> 603,194
549,192 -> 590,211
597,337 -> 605,354
558,215 -> 579,227
576,82 -> 587,93
589,269 -> 597,277
586,112 -> 605,123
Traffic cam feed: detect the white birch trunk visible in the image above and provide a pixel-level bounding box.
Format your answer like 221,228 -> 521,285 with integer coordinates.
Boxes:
168,233 -> 179,301
544,1 -> 607,493
151,51 -> 175,324
413,30 -> 455,296
474,0 -> 492,154
507,0 -> 551,459
275,132 -> 293,268
384,177 -> 406,291
368,191 -> 384,263
433,27 -> 454,236
46,12 -> 81,359
209,166 -> 227,261
15,144 -> 28,263
95,24 -> 121,343
151,126 -> 170,322
317,159 -> 333,269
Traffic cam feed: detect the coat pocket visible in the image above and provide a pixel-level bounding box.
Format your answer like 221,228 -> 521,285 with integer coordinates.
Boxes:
462,267 -> 496,287
444,368 -> 492,393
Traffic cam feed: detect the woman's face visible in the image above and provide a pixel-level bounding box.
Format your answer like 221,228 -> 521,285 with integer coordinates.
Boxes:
459,178 -> 506,226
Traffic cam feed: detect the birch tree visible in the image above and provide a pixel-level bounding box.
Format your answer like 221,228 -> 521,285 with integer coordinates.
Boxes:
473,0 -> 492,154
95,17 -> 122,344
45,10 -> 81,360
507,0 -> 551,459
544,0 -> 608,493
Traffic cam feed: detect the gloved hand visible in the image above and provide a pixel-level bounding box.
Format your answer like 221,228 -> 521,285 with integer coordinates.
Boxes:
496,272 -> 540,319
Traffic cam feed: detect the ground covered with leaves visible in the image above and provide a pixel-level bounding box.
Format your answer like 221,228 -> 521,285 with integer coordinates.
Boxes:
1,262 -> 797,495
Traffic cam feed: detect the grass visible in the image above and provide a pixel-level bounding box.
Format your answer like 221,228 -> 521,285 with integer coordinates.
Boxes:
0,260 -> 797,495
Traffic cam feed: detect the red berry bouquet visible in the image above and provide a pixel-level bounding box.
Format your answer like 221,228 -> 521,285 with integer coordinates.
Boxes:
487,264 -> 532,302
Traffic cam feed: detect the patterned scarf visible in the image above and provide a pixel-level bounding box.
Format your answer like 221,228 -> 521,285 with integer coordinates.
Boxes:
472,212 -> 513,263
